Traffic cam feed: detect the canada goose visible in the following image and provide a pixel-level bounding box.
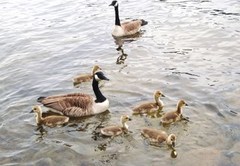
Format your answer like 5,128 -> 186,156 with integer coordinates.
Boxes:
30,105 -> 69,127
37,71 -> 110,117
72,65 -> 102,86
101,115 -> 132,138
160,99 -> 188,125
141,127 -> 176,148
132,90 -> 165,117
109,0 -> 148,37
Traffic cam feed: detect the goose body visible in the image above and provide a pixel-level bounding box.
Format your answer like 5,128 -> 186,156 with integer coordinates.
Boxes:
132,90 -> 165,115
30,105 -> 69,127
141,127 -> 176,147
160,100 -> 188,125
38,71 -> 110,117
101,115 -> 132,137
72,65 -> 101,86
110,0 -> 148,37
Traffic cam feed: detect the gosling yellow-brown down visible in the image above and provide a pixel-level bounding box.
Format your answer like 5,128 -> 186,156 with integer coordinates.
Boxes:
141,127 -> 176,147
160,99 -> 188,125
72,65 -> 101,86
30,105 -> 69,127
132,90 -> 165,116
101,115 -> 132,138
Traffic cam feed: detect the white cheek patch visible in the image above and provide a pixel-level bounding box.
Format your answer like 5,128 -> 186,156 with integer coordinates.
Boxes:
94,74 -> 100,81
114,2 -> 118,7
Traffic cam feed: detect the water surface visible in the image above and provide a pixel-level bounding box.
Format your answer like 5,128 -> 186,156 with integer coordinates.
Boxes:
0,0 -> 240,165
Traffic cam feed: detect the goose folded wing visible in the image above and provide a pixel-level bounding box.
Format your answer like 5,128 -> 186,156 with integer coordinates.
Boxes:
121,20 -> 141,32
40,94 -> 93,116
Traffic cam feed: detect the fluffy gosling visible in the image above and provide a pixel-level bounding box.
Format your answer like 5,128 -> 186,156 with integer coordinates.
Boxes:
101,115 -> 132,138
30,105 -> 69,127
72,65 -> 101,86
160,99 -> 188,125
141,127 -> 176,148
132,90 -> 165,117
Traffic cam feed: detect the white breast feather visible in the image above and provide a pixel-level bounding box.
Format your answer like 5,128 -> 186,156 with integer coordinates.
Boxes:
92,99 -> 109,114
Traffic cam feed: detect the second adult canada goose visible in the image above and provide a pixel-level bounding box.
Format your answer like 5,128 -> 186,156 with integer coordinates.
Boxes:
160,99 -> 188,125
141,127 -> 176,148
72,65 -> 102,86
30,105 -> 69,127
109,0 -> 148,37
101,115 -> 132,138
132,90 -> 165,116
37,71 -> 110,117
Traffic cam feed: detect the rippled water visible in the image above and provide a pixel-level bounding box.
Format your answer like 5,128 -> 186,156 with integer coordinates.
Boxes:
0,0 -> 240,165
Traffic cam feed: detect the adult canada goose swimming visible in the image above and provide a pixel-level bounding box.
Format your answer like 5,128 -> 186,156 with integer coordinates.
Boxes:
132,90 -> 165,117
141,127 -> 176,148
72,65 -> 102,86
101,115 -> 132,138
30,105 -> 69,127
109,0 -> 148,37
37,71 -> 110,117
160,99 -> 188,125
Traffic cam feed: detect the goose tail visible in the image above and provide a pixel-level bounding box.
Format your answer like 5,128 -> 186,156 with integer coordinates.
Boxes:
140,19 -> 148,26
37,96 -> 46,103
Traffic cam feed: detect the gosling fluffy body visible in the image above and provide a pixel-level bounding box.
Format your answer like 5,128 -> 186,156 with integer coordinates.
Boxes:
160,99 -> 188,125
72,65 -> 101,85
110,0 -> 148,37
141,127 -> 176,147
101,115 -> 132,137
31,105 -> 69,127
132,90 -> 164,115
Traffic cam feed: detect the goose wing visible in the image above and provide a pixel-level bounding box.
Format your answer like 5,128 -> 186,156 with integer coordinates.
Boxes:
38,93 -> 94,117
121,20 -> 142,34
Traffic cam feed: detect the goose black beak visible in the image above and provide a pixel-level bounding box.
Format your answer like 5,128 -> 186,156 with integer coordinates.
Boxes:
30,110 -> 34,113
185,103 -> 188,106
172,141 -> 175,147
96,71 -> 110,81
128,118 -> 132,121
161,94 -> 165,97
109,3 -> 113,6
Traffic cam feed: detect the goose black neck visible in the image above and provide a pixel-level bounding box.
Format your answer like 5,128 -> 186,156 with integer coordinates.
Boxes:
92,78 -> 106,103
114,6 -> 121,26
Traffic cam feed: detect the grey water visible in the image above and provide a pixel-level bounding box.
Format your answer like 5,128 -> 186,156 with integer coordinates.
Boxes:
0,0 -> 240,165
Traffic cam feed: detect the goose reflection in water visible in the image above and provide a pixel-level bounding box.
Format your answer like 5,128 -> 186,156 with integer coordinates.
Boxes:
113,32 -> 143,65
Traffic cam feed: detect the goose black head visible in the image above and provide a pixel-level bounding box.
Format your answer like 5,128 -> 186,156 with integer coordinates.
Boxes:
109,0 -> 118,7
94,71 -> 110,81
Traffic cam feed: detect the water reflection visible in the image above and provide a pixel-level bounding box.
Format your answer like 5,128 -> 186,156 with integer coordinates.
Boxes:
113,32 -> 144,65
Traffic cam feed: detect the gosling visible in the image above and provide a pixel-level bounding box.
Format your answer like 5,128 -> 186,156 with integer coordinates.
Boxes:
30,105 -> 69,127
160,99 -> 188,125
132,90 -> 165,117
141,127 -> 176,148
72,65 -> 101,86
101,115 -> 132,138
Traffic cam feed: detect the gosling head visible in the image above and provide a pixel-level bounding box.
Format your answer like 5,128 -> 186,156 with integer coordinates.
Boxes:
155,90 -> 165,98
178,99 -> 188,108
94,71 -> 110,82
109,0 -> 118,7
30,105 -> 42,114
121,115 -> 132,123
92,65 -> 102,74
166,134 -> 176,148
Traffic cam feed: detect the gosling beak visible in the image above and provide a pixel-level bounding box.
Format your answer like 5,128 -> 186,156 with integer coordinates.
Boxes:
161,94 -> 165,97
185,103 -> 188,106
128,118 -> 132,121
30,110 -> 34,113
172,141 -> 175,147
